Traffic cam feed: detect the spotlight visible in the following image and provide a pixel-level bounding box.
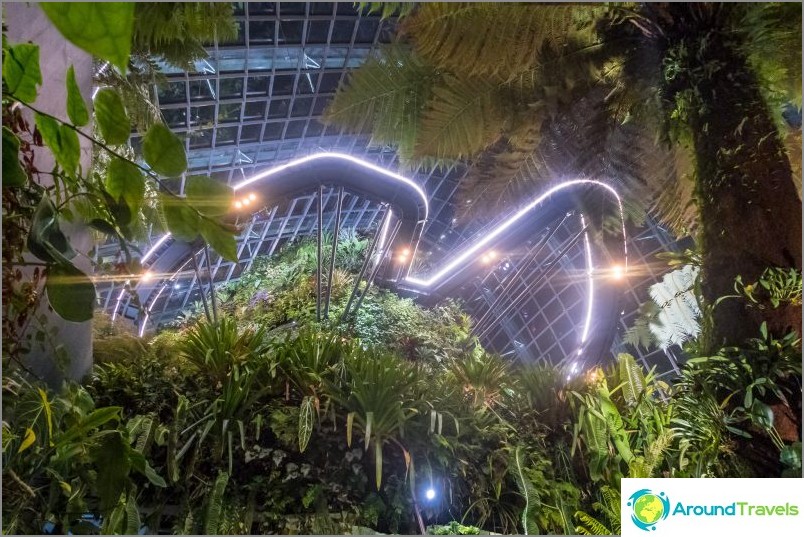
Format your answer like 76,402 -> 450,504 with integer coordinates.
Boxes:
401,247 -> 411,256
487,250 -> 497,260
248,193 -> 257,201
242,197 -> 251,206
174,283 -> 181,290
234,200 -> 243,209
141,271 -> 153,282
424,488 -> 436,501
610,265 -> 625,280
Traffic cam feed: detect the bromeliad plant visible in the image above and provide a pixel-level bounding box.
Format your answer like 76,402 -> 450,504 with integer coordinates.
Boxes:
327,348 -> 423,490
178,316 -> 275,473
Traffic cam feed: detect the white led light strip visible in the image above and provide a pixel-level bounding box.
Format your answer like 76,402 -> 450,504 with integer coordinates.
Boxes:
403,179 -> 627,288
122,155 -> 627,344
121,153 -> 428,330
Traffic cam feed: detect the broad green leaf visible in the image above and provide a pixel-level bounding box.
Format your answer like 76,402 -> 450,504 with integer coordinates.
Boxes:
199,218 -> 238,263
65,65 -> 89,126
18,428 -> 36,453
106,158 -> 145,216
346,412 -> 355,448
93,88 -> 130,145
143,123 -> 187,176
90,431 -> 131,511
375,440 -> 383,489
364,411 -> 373,451
185,175 -> 234,217
57,406 -> 122,445
2,126 -> 27,187
38,388 -> 54,445
162,196 -> 200,242
299,395 -> 314,453
46,262 -> 96,322
34,113 -> 80,175
39,3 -> 134,72
129,450 -> 167,488
27,197 -> 76,264
2,43 -> 41,103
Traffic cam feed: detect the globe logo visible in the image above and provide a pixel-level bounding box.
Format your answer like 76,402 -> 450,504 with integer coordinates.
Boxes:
627,489 -> 670,531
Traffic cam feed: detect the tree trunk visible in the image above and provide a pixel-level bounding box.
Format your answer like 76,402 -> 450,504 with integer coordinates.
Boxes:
678,15 -> 802,347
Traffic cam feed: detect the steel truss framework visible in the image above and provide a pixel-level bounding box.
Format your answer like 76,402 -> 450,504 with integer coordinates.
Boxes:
97,2 -> 687,373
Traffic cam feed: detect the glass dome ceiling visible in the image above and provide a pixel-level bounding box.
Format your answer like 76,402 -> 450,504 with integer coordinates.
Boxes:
96,1 -> 689,379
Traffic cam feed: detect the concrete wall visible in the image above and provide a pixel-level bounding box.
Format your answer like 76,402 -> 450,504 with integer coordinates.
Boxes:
6,3 -> 96,386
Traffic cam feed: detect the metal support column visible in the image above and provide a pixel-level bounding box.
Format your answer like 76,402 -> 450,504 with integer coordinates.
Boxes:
323,187 -> 345,319
316,185 -> 324,322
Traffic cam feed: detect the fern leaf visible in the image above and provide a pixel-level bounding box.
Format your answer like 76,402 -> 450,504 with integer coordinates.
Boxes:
404,3 -> 599,80
323,45 -> 440,162
414,75 -> 507,160
574,511 -> 612,535
618,353 -> 646,408
512,446 -> 540,535
204,471 -> 229,535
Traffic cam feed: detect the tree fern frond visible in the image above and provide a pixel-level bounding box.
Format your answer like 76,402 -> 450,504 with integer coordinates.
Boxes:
133,2 -> 238,70
414,75 -> 508,160
648,265 -> 701,349
358,2 -> 417,20
404,3 -> 600,81
323,46 -> 440,162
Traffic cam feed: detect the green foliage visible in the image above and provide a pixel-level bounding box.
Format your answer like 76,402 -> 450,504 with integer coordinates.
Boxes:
93,88 -> 131,145
2,374 -> 166,534
430,521 -> 482,535
65,66 -> 89,127
132,2 -> 238,70
34,113 -> 80,175
736,267 -> 802,309
3,43 -> 42,103
2,127 -> 28,187
402,3 -> 598,81
142,123 -> 187,176
199,217 -> 238,263
44,262 -> 95,323
106,157 -> 146,217
40,2 -> 135,72
575,486 -> 620,535
186,174 -> 234,217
